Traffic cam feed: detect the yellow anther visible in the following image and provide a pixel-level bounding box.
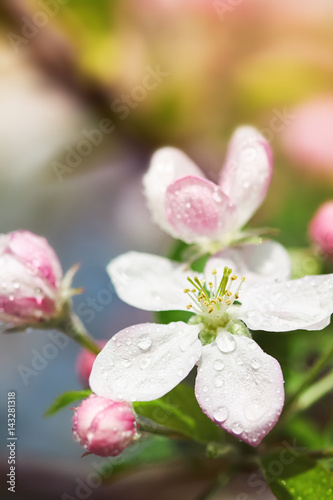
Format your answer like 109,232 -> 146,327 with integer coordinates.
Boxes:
203,301 -> 210,307
218,297 -> 223,302
186,304 -> 193,310
208,282 -> 213,288
230,275 -> 238,281
225,290 -> 232,297
235,293 -> 239,300
226,300 -> 232,305
241,277 -> 246,282
208,307 -> 214,314
212,269 -> 217,275
199,293 -> 205,300
191,289 -> 196,293
183,288 -> 190,293
211,299 -> 217,304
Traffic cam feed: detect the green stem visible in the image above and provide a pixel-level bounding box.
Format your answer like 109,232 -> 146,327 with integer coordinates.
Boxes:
136,416 -> 190,441
63,312 -> 101,355
304,447 -> 333,460
283,370 -> 333,422
284,341 -> 333,411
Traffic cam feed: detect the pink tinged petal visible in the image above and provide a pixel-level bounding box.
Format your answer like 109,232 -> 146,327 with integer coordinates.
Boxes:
143,147 -> 205,237
72,395 -> 136,457
205,241 -> 291,290
89,322 -> 202,402
0,253 -> 58,324
195,333 -> 284,447
8,230 -> 62,288
309,201 -> 333,256
107,251 -> 199,312
240,274 -> 333,332
165,176 -> 234,244
219,126 -> 273,230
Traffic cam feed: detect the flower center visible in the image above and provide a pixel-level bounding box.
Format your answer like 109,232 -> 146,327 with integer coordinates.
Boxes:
184,266 -> 245,330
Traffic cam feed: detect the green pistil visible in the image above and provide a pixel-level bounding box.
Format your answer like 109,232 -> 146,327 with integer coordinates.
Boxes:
216,266 -> 232,297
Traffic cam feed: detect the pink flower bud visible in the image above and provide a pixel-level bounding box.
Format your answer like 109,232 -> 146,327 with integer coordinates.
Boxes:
0,230 -> 63,326
309,201 -> 333,257
75,341 -> 107,386
72,395 -> 136,457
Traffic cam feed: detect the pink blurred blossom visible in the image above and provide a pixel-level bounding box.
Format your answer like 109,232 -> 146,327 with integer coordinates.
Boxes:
72,395 -> 136,457
76,341 -> 107,386
0,230 -> 63,327
309,201 -> 333,256
282,97 -> 333,178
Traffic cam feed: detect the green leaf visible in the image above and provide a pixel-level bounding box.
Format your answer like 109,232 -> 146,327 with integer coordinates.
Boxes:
45,389 -> 92,417
133,382 -> 224,444
261,450 -> 333,499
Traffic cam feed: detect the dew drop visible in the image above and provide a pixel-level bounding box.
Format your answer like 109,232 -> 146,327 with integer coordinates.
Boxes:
213,359 -> 224,371
216,333 -> 236,354
137,335 -> 152,351
213,406 -> 228,422
121,358 -> 131,368
231,422 -> 243,435
251,358 -> 261,370
139,357 -> 150,370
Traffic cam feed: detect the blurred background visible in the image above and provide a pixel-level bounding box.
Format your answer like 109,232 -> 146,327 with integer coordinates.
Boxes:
0,1 -> 333,498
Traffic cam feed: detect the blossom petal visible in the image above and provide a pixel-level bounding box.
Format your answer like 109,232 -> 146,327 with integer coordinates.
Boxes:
107,251 -> 198,311
90,322 -> 202,402
143,147 -> 204,237
219,127 -> 273,230
195,332 -> 284,447
165,176 -> 234,244
205,241 -> 291,289
240,274 -> 333,332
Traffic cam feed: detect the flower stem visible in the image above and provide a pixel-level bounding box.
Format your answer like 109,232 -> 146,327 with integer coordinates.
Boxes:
63,312 -> 101,355
284,340 -> 333,412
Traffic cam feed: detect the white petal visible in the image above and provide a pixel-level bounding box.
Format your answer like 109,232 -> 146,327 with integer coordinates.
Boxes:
89,322 -> 202,402
195,332 -> 284,447
219,127 -> 273,230
205,241 -> 291,290
107,251 -> 200,311
240,274 -> 333,332
143,147 -> 204,237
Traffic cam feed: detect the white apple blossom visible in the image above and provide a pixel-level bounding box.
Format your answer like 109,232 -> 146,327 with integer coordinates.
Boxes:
90,242 -> 333,446
143,126 -> 273,251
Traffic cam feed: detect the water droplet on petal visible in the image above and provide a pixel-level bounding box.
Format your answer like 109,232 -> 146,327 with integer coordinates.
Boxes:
231,422 -> 243,435
214,359 -> 224,371
251,358 -> 261,370
216,333 -> 236,354
213,406 -> 228,422
137,335 -> 152,351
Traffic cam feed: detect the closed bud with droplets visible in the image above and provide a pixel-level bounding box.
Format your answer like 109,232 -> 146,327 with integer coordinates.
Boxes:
0,230 -> 64,328
72,394 -> 137,457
